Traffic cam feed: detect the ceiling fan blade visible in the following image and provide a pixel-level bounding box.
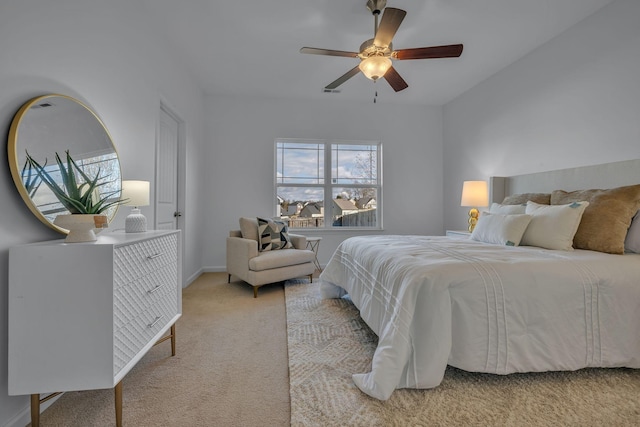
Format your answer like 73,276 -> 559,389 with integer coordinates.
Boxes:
300,47 -> 359,58
373,7 -> 406,48
325,66 -> 361,90
394,44 -> 464,60
383,66 -> 408,92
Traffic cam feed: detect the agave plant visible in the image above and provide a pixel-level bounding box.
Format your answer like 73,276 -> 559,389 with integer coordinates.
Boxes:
21,157 -> 42,198
24,150 -> 124,215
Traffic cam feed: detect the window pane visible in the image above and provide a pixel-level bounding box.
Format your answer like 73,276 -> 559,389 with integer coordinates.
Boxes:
331,187 -> 377,227
276,142 -> 324,184
276,186 -> 324,228
331,144 -> 377,185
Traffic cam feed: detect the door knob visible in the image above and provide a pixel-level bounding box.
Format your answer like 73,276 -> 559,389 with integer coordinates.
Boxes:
173,211 -> 182,218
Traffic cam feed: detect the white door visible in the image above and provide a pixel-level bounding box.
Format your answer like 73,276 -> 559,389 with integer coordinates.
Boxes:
155,106 -> 180,230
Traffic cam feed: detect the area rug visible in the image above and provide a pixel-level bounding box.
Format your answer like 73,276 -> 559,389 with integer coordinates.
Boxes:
285,280 -> 640,427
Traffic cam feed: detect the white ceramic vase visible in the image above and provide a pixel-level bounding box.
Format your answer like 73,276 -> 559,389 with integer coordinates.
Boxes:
53,214 -> 108,243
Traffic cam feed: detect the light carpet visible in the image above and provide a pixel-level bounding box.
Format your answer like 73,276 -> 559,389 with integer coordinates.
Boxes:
285,280 -> 640,427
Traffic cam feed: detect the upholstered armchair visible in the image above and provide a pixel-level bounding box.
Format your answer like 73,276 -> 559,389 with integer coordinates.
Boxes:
226,217 -> 316,297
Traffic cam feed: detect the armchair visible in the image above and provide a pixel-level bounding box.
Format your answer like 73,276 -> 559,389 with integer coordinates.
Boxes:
226,217 -> 316,297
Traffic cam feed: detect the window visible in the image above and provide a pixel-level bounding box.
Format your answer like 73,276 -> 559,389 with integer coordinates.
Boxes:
275,139 -> 381,229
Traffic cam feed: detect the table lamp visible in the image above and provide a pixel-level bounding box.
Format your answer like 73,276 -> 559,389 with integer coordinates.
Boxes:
121,180 -> 150,233
460,180 -> 489,232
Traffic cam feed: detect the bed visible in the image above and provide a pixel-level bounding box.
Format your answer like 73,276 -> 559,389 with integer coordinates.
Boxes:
319,160 -> 640,401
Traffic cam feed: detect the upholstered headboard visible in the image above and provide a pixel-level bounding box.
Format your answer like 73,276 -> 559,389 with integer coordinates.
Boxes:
490,159 -> 640,203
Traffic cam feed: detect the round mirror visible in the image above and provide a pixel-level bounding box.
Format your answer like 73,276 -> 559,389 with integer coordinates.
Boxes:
8,94 -> 122,234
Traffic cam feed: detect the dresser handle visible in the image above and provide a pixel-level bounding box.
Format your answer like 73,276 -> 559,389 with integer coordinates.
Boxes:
147,253 -> 163,260
147,283 -> 167,294
148,315 -> 164,328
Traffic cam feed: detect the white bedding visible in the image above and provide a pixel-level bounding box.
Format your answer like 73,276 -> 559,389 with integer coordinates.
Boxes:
319,235 -> 640,400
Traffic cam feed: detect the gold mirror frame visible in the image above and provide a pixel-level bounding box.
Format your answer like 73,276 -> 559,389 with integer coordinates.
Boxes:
8,94 -> 122,234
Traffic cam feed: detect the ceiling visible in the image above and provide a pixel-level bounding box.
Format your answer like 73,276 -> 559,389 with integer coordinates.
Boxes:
140,0 -> 613,106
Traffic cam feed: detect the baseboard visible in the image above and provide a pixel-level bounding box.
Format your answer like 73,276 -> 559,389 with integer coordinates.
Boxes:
184,268 -> 204,287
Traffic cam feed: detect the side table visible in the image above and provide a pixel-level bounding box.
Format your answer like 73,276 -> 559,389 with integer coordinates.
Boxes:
305,236 -> 322,271
445,230 -> 471,238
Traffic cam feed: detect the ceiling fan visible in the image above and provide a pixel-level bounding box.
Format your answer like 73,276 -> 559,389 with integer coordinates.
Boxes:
300,0 -> 463,93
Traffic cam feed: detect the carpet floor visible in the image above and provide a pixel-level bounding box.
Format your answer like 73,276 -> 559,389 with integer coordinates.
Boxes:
35,273 -> 290,426
286,280 -> 640,427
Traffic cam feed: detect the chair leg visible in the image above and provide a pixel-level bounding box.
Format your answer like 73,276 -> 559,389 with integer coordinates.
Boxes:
228,274 -> 231,283
308,274 -> 313,282
253,286 -> 259,298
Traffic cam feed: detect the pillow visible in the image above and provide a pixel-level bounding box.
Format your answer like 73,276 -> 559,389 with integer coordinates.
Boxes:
625,211 -> 640,253
470,213 -> 532,246
520,201 -> 589,251
257,217 -> 293,251
502,193 -> 550,205
239,217 -> 259,242
489,203 -> 526,215
551,184 -> 640,254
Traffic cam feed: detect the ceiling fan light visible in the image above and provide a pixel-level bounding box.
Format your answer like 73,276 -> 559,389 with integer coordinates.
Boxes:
359,56 -> 392,81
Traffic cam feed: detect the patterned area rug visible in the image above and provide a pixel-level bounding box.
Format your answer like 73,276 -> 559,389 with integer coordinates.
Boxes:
285,280 -> 640,427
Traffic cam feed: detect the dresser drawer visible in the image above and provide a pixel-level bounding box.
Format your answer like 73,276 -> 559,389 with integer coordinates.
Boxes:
114,234 -> 178,288
113,290 -> 178,375
114,263 -> 178,329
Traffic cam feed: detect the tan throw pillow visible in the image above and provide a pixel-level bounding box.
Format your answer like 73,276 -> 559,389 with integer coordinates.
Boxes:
239,217 -> 259,242
502,193 -> 550,205
551,184 -> 640,254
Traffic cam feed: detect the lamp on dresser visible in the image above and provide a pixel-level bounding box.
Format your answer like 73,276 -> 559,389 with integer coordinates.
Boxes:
460,180 -> 489,232
121,180 -> 150,233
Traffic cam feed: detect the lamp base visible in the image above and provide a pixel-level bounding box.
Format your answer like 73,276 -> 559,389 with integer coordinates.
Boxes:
125,208 -> 147,233
467,208 -> 479,232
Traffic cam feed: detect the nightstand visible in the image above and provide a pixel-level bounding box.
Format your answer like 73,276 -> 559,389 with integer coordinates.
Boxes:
446,230 -> 471,238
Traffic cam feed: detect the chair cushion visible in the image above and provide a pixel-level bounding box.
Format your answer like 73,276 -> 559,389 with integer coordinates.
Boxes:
239,217 -> 259,241
249,248 -> 315,271
257,217 -> 293,251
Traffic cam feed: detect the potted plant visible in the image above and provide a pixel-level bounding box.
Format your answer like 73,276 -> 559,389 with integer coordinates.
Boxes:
24,150 -> 125,242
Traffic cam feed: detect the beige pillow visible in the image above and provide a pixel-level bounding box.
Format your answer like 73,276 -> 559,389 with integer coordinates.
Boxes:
502,193 -> 550,205
239,217 -> 259,242
551,184 -> 640,254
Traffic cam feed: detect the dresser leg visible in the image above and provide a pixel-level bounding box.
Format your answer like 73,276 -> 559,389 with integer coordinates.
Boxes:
115,381 -> 122,427
170,324 -> 176,356
31,394 -> 40,427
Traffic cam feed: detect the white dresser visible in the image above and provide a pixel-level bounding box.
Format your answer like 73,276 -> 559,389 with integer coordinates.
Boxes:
8,230 -> 182,426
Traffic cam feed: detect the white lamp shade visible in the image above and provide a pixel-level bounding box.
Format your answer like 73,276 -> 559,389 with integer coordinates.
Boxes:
121,180 -> 150,207
359,56 -> 392,81
460,181 -> 489,207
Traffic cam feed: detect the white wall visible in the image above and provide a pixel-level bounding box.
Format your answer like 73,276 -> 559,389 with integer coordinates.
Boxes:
0,2 -> 205,425
203,95 -> 444,270
443,0 -> 640,231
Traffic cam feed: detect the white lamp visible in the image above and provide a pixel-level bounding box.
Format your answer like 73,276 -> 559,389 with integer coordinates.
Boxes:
359,56 -> 392,81
460,180 -> 489,232
121,180 -> 150,233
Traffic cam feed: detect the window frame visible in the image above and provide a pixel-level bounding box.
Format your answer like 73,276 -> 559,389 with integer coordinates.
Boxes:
274,138 -> 383,231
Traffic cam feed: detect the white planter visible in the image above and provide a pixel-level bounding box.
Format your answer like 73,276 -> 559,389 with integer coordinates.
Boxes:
53,214 -> 108,243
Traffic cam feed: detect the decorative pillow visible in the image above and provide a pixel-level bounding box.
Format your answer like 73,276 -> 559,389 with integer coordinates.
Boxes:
470,213 -> 532,246
257,217 -> 293,251
520,201 -> 589,251
502,193 -> 550,205
551,184 -> 640,254
489,203 -> 526,215
625,211 -> 640,253
239,217 -> 259,241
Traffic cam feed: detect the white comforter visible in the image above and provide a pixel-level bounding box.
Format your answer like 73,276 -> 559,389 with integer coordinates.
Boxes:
319,235 -> 640,400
